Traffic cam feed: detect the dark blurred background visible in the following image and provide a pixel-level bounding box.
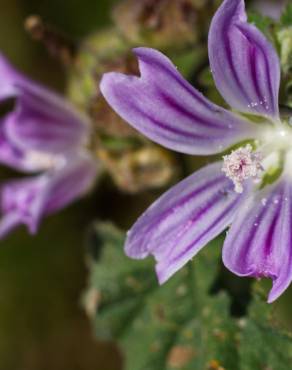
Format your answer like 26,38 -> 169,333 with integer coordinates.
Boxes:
0,1 -> 291,370
0,1 -> 122,369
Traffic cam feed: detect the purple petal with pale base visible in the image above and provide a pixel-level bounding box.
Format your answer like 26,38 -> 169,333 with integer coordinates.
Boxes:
100,48 -> 257,155
0,119 -> 28,171
125,162 -> 250,284
0,53 -> 89,156
0,54 -> 18,100
4,81 -> 89,154
0,153 -> 97,238
208,0 -> 280,118
44,153 -> 97,214
223,179 -> 292,303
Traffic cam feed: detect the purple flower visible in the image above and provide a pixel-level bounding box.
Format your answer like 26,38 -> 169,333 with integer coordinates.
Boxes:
0,54 -> 97,238
100,0 -> 292,303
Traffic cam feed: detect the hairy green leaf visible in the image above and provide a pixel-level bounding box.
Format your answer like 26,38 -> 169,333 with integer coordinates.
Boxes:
281,4 -> 292,27
86,222 -> 292,370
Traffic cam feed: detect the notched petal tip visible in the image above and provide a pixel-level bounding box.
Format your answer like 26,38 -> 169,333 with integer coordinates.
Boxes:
125,162 -> 249,283
100,47 -> 256,156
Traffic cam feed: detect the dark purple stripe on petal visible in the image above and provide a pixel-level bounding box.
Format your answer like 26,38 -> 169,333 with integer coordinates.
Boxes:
222,26 -> 249,103
156,90 -> 227,130
249,45 -> 263,105
100,47 -> 256,155
125,162 -> 250,283
135,49 -> 212,110
140,175 -> 226,242
224,185 -> 278,272
208,0 -> 280,118
223,179 -> 292,302
237,24 -> 277,114
129,104 -> 209,140
166,191 -> 240,266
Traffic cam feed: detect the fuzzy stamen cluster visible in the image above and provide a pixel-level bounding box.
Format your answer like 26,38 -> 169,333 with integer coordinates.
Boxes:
222,144 -> 263,193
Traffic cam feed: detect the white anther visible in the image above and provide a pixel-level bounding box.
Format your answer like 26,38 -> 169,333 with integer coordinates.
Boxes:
222,144 -> 263,193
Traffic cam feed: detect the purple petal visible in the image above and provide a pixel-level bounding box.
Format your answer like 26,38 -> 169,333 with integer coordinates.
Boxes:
43,152 -> 98,214
0,53 -> 19,100
5,82 -> 89,153
100,47 -> 257,155
208,0 -> 280,118
0,175 -> 50,238
0,53 -> 89,154
0,119 -> 28,171
0,152 -> 97,238
223,179 -> 292,303
125,162 -> 250,283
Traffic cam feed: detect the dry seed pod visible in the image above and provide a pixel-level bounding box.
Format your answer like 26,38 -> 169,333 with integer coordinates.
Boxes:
112,0 -> 204,51
67,28 -> 182,192
97,146 -> 180,194
67,29 -> 139,139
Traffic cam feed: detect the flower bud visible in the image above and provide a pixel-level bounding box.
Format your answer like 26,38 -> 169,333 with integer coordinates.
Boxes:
67,29 -> 138,139
67,28 -> 183,192
97,146 -> 180,193
112,0 -> 209,51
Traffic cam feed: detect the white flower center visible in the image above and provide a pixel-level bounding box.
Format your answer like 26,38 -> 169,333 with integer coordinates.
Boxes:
222,144 -> 263,193
222,119 -> 292,192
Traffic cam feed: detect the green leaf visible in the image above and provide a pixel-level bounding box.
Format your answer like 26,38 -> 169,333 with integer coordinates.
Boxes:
171,49 -> 207,79
86,223 -> 238,370
281,4 -> 292,27
86,222 -> 292,370
239,293 -> 292,370
248,12 -> 274,39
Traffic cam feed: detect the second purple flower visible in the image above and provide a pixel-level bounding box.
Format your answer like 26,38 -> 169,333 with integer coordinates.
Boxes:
0,54 -> 98,238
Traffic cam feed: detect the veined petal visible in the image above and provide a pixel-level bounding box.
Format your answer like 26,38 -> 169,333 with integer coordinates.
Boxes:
0,53 -> 19,100
43,152 -> 98,214
208,0 -> 280,118
125,162 -> 250,283
0,117 -> 53,173
0,175 -> 50,238
223,179 -> 292,303
5,81 -> 89,153
0,53 -> 89,153
0,119 -> 27,171
0,152 -> 97,238
100,48 -> 257,155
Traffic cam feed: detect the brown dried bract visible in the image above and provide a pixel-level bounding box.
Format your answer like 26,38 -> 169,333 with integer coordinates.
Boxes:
167,345 -> 196,368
